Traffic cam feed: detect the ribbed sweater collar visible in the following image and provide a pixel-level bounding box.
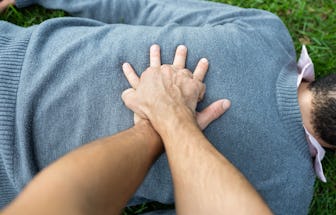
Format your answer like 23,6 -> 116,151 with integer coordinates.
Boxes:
276,60 -> 312,161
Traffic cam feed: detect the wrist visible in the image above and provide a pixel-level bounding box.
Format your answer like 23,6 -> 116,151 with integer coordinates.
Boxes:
150,105 -> 199,141
132,120 -> 163,156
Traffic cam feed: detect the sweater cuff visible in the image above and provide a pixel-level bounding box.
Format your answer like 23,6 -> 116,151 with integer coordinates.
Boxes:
15,0 -> 37,8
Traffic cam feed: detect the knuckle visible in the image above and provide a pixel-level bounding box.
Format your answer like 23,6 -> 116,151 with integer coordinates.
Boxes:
161,64 -> 170,70
161,65 -> 174,74
182,69 -> 193,77
145,67 -> 153,73
141,68 -> 154,79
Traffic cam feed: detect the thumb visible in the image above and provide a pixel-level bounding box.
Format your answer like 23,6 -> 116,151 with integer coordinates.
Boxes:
121,88 -> 137,109
121,88 -> 147,119
196,99 -> 231,130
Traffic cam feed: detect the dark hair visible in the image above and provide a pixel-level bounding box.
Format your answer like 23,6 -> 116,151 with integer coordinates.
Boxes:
308,73 -> 336,146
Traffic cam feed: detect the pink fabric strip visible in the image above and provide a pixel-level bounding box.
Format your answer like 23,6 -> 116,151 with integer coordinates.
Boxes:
297,45 -> 327,182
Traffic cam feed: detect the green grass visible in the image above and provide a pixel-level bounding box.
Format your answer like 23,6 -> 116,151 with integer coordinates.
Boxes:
0,5 -> 67,26
1,1 -> 335,214
212,0 -> 336,78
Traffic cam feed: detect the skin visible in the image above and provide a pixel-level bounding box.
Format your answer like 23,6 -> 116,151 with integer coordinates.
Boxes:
0,0 -> 14,13
1,45 -> 234,214
2,121 -> 162,215
122,44 -> 272,214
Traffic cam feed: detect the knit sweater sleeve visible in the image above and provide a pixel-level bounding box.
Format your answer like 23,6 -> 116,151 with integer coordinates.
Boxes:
15,0 -> 247,25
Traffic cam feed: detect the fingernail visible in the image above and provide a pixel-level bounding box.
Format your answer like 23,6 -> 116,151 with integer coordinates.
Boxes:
151,44 -> 160,51
178,45 -> 187,50
122,63 -> 129,69
201,58 -> 208,63
222,99 -> 231,109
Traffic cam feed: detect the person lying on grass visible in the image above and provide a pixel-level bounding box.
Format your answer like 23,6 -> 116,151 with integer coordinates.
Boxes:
0,0 -> 335,214
1,44 -> 273,215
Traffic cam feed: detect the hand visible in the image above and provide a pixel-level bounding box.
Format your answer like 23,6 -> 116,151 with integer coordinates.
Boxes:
122,44 -> 231,130
0,0 -> 15,13
123,44 -> 205,125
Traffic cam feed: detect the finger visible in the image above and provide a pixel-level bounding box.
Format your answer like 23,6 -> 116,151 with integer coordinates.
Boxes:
121,88 -> 141,113
122,63 -> 140,88
193,58 -> 209,82
122,88 -> 149,120
173,45 -> 188,69
179,68 -> 193,78
121,88 -> 136,105
150,44 -> 161,67
196,99 -> 231,130
198,84 -> 206,102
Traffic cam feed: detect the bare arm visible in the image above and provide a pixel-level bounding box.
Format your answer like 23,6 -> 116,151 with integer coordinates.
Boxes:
0,0 -> 14,13
1,121 -> 162,215
158,109 -> 272,214
122,45 -> 273,214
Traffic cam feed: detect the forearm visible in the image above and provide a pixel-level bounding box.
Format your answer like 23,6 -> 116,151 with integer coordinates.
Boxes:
156,107 -> 272,214
2,121 -> 162,215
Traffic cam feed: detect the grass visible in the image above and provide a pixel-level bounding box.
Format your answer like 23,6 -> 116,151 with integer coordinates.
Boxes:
212,0 -> 336,78
0,5 -> 67,27
1,1 -> 335,214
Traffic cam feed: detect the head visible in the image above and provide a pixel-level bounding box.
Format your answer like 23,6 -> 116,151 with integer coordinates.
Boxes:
308,73 -> 336,148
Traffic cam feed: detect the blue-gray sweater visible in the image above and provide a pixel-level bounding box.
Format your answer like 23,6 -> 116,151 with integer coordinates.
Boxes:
0,0 -> 315,214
